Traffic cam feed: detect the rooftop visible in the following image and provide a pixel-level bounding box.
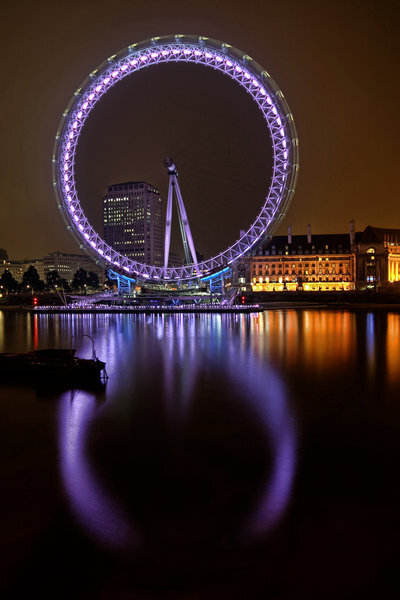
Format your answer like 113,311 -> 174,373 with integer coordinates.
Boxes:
106,181 -> 160,194
256,232 -> 353,255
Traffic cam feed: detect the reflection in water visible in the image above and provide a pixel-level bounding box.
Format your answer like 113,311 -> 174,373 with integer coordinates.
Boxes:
2,308 -> 400,553
160,314 -> 297,538
58,390 -> 137,550
33,314 -> 39,350
252,310 -> 355,370
1,307 -> 399,597
160,313 -> 199,422
57,313 -> 297,548
224,340 -> 296,538
387,312 -> 400,384
366,312 -> 376,380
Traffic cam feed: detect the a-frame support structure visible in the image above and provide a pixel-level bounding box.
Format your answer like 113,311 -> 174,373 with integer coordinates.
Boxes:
163,157 -> 198,272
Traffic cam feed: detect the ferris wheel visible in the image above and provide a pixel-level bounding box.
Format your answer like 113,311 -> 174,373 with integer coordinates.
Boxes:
53,35 -> 299,283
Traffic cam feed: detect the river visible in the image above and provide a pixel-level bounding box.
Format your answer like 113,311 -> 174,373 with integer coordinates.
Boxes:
0,308 -> 399,598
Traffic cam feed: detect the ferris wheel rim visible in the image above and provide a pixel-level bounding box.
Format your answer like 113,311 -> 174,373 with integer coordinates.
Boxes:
53,34 -> 299,282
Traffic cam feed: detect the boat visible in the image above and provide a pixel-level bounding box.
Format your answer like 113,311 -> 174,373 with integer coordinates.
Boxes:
0,348 -> 107,383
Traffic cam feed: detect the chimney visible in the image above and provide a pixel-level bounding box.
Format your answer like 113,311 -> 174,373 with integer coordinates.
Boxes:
288,225 -> 292,244
349,220 -> 355,248
307,224 -> 311,244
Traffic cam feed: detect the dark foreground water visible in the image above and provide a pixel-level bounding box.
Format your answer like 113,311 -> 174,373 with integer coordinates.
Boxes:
0,309 -> 399,599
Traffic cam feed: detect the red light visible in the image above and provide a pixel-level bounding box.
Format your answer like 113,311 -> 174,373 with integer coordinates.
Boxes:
241,295 -> 245,304
33,297 -> 38,306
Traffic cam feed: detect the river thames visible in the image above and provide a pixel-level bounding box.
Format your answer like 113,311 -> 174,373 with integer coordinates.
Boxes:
0,308 -> 399,598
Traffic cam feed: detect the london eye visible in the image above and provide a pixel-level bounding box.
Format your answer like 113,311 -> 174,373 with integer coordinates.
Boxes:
53,35 -> 299,283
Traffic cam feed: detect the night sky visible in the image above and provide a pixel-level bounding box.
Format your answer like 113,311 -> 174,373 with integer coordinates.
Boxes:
0,0 -> 399,260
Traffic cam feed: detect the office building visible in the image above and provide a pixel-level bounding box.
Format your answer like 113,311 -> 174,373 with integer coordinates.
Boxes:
103,181 -> 163,266
43,252 -> 102,283
0,258 -> 45,282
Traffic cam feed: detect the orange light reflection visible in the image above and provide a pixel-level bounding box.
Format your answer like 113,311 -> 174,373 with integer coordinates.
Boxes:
386,313 -> 400,384
252,310 -> 355,370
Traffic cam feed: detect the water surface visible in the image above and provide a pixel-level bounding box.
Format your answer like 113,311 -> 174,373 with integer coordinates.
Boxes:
0,309 -> 399,598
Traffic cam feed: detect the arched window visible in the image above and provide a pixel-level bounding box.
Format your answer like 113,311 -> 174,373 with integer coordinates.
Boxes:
367,247 -> 375,254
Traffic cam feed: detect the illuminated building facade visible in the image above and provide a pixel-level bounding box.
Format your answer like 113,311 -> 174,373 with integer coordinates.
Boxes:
232,260 -> 251,291
0,258 -> 45,282
250,224 -> 400,292
251,225 -> 355,292
0,253 -> 102,284
103,181 -> 163,266
355,226 -> 400,286
44,252 -> 102,283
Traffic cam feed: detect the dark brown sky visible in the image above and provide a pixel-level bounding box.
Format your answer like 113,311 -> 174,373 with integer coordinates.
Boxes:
0,0 -> 399,259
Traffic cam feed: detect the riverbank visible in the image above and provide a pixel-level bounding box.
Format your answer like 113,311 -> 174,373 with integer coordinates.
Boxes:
247,290 -> 400,306
257,301 -> 400,311
30,304 -> 262,314
2,291 -> 400,313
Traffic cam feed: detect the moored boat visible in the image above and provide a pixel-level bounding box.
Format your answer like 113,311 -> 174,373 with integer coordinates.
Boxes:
0,348 -> 106,383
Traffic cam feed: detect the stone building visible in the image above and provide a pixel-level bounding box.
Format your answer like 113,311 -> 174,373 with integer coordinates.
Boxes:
43,252 -> 103,284
355,226 -> 400,288
249,223 -> 400,292
250,224 -> 355,292
0,258 -> 45,282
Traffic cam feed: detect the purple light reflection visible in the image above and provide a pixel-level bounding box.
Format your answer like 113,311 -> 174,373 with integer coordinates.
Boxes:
157,313 -> 297,539
58,391 -> 137,550
207,315 -> 297,539
56,313 -> 296,548
159,314 -> 199,423
228,348 -> 296,537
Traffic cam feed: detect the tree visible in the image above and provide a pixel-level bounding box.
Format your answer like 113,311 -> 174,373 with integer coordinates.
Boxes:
46,269 -> 62,290
72,267 -> 89,291
0,270 -> 19,293
46,270 -> 71,293
87,271 -> 99,289
22,265 -> 44,292
59,278 -> 71,293
104,272 -> 115,289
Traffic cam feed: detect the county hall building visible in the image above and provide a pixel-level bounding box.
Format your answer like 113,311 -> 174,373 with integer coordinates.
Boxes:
250,223 -> 400,292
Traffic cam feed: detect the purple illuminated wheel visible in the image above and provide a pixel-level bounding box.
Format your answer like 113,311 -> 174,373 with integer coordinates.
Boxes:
53,35 -> 299,282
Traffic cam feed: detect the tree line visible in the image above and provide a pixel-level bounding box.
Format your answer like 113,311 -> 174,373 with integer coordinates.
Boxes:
0,266 -> 103,293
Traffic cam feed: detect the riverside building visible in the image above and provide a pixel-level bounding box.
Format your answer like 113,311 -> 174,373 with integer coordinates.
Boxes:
0,253 -> 101,284
0,258 -> 45,282
250,222 -> 400,292
43,252 -> 103,284
251,224 -> 355,292
356,226 -> 400,286
103,181 -> 163,266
